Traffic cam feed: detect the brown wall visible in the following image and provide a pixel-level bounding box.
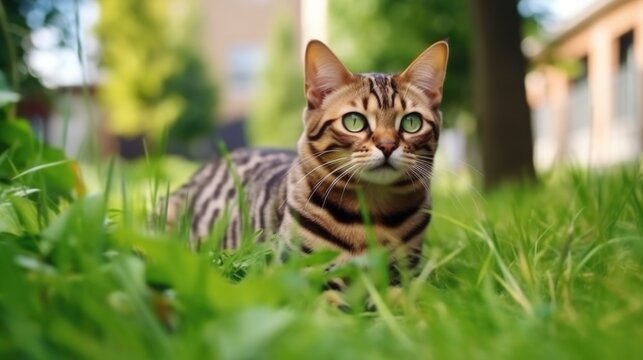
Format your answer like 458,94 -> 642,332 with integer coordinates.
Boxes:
529,0 -> 643,168
199,0 -> 302,121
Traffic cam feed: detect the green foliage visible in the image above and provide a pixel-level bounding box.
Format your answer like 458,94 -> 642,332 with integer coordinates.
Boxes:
0,119 -> 77,202
0,0 -> 40,93
97,0 -> 217,145
248,16 -> 304,148
0,74 -> 77,204
166,49 -> 217,145
0,0 -> 57,122
0,1 -> 20,91
329,0 -> 472,118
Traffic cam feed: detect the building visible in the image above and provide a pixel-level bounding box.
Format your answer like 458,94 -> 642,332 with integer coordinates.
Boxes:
41,0 -> 328,158
198,0 -> 327,122
528,0 -> 643,169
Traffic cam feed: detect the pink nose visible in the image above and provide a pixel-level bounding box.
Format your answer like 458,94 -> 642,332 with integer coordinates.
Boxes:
376,142 -> 397,158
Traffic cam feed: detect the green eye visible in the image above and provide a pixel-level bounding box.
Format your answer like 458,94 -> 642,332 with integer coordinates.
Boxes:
342,112 -> 367,132
401,113 -> 422,133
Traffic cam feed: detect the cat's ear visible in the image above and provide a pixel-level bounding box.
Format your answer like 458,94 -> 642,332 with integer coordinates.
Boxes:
305,40 -> 353,109
399,41 -> 449,106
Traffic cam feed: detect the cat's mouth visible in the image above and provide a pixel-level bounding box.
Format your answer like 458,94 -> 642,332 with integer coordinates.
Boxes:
360,161 -> 403,184
373,162 -> 396,171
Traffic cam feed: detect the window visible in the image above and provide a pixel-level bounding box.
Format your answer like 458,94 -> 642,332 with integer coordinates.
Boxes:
615,30 -> 637,123
569,56 -> 591,130
227,45 -> 265,95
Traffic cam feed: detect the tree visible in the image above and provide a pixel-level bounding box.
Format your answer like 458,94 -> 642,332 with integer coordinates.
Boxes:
248,16 -> 303,147
165,49 -> 217,150
0,0 -> 76,119
0,0 -> 27,95
97,0 -> 216,150
329,0 -> 472,118
471,0 -> 536,188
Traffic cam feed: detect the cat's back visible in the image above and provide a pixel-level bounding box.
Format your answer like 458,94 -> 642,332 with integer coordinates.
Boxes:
165,148 -> 296,247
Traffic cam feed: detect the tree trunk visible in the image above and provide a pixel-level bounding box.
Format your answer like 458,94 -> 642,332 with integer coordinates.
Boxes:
470,0 -> 536,189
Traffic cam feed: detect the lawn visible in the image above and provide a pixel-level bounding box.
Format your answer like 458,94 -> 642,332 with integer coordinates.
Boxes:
1,151 -> 642,359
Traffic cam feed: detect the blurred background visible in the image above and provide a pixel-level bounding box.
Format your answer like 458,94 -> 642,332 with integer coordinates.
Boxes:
1,0 -> 641,189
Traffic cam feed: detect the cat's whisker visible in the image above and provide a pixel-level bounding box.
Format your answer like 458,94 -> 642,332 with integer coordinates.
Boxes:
414,160 -> 435,168
408,168 -> 431,194
413,155 -> 436,162
414,159 -> 434,169
286,149 -> 342,176
412,163 -> 434,177
407,171 -> 423,193
412,172 -> 434,191
414,154 -> 435,160
298,149 -> 342,164
280,149 -> 342,182
398,158 -> 417,166
339,164 -> 363,206
416,166 -> 435,179
304,161 -> 355,210
413,158 -> 435,169
321,164 -> 360,209
295,157 -> 349,186
279,156 -> 350,211
408,161 -> 433,178
355,167 -> 367,185
307,160 -> 353,196
404,168 -> 419,190
409,166 -> 428,181
397,155 -> 434,176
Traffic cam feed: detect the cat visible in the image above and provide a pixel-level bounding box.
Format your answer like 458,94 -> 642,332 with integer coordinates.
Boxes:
162,39 -> 448,281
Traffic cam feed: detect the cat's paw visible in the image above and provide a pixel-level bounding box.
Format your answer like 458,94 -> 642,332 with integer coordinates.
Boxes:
365,286 -> 406,312
321,278 -> 351,312
323,289 -> 351,313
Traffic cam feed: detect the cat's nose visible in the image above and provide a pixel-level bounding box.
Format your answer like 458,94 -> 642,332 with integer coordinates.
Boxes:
376,142 -> 397,158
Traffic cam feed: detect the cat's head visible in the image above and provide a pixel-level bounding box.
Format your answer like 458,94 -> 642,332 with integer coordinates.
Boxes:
300,40 -> 449,186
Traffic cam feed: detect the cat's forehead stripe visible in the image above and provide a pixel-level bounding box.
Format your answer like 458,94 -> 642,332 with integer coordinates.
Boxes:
361,97 -> 369,110
367,77 -> 382,108
364,74 -> 397,110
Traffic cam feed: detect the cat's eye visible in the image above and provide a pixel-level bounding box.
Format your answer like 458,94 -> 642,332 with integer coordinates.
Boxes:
342,112 -> 368,132
401,113 -> 422,133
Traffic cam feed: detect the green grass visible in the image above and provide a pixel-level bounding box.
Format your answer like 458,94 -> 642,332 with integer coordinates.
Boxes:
1,158 -> 642,359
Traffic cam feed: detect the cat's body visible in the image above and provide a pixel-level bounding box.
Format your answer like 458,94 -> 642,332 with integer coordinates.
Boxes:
163,40 -> 449,272
166,149 -> 295,248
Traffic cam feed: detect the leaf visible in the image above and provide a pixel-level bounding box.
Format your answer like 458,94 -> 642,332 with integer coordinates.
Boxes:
0,120 -> 36,178
8,196 -> 40,234
11,160 -> 71,181
39,146 -> 77,200
0,120 -> 76,201
6,187 -> 40,197
70,161 -> 87,197
207,308 -> 295,359
41,194 -> 105,255
0,202 -> 23,235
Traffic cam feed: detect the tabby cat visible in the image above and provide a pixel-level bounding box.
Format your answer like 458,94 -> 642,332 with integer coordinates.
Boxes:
163,40 -> 448,277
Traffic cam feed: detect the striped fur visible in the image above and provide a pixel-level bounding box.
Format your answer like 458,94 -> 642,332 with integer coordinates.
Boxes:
164,149 -> 295,248
161,40 -> 449,269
